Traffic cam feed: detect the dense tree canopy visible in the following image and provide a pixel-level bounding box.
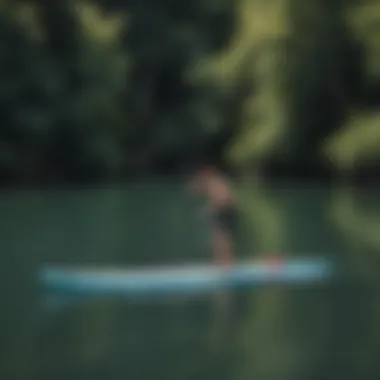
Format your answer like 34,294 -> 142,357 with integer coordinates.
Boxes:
0,0 -> 378,185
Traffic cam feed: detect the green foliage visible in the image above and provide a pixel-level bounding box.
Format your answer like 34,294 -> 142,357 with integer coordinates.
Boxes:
346,0 -> 380,83
324,110 -> 380,170
190,0 -> 292,167
322,0 -> 380,172
0,0 -> 129,182
0,0 -> 379,183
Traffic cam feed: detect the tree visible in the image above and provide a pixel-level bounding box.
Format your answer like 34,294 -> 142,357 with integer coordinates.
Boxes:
0,0 -> 129,184
323,0 -> 380,175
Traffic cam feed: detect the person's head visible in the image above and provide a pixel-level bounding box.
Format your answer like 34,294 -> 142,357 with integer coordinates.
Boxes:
194,164 -> 219,182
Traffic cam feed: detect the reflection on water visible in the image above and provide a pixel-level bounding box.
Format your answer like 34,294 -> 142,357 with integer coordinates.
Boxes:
330,185 -> 380,281
1,183 -> 379,380
235,183 -> 286,257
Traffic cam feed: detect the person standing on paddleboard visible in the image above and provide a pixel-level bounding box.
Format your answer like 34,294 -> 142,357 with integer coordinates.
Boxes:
188,165 -> 237,265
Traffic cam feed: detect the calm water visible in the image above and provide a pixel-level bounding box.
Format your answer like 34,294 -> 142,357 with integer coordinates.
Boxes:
1,182 -> 379,380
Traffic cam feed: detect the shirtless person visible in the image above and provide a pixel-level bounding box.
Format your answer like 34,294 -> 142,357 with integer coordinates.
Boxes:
188,165 -> 237,265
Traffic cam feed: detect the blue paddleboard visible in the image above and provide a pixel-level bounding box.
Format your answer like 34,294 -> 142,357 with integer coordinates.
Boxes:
39,257 -> 333,297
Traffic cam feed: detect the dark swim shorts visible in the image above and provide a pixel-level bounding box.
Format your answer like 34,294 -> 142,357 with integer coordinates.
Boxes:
213,205 -> 237,233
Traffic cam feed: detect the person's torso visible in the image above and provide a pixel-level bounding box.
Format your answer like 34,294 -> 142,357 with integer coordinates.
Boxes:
205,177 -> 233,208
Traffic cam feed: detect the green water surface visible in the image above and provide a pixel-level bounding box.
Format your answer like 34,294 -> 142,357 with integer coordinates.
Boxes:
1,182 -> 379,380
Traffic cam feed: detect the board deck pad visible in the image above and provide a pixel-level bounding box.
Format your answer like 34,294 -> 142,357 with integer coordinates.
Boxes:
39,257 -> 333,297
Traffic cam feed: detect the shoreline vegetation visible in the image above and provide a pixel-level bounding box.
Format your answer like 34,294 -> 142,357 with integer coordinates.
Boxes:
0,1 -> 379,186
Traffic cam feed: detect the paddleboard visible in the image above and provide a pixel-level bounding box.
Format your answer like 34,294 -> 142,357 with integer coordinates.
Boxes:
39,257 -> 333,297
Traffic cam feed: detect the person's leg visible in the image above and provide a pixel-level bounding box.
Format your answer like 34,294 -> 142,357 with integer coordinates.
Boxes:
212,228 -> 233,265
